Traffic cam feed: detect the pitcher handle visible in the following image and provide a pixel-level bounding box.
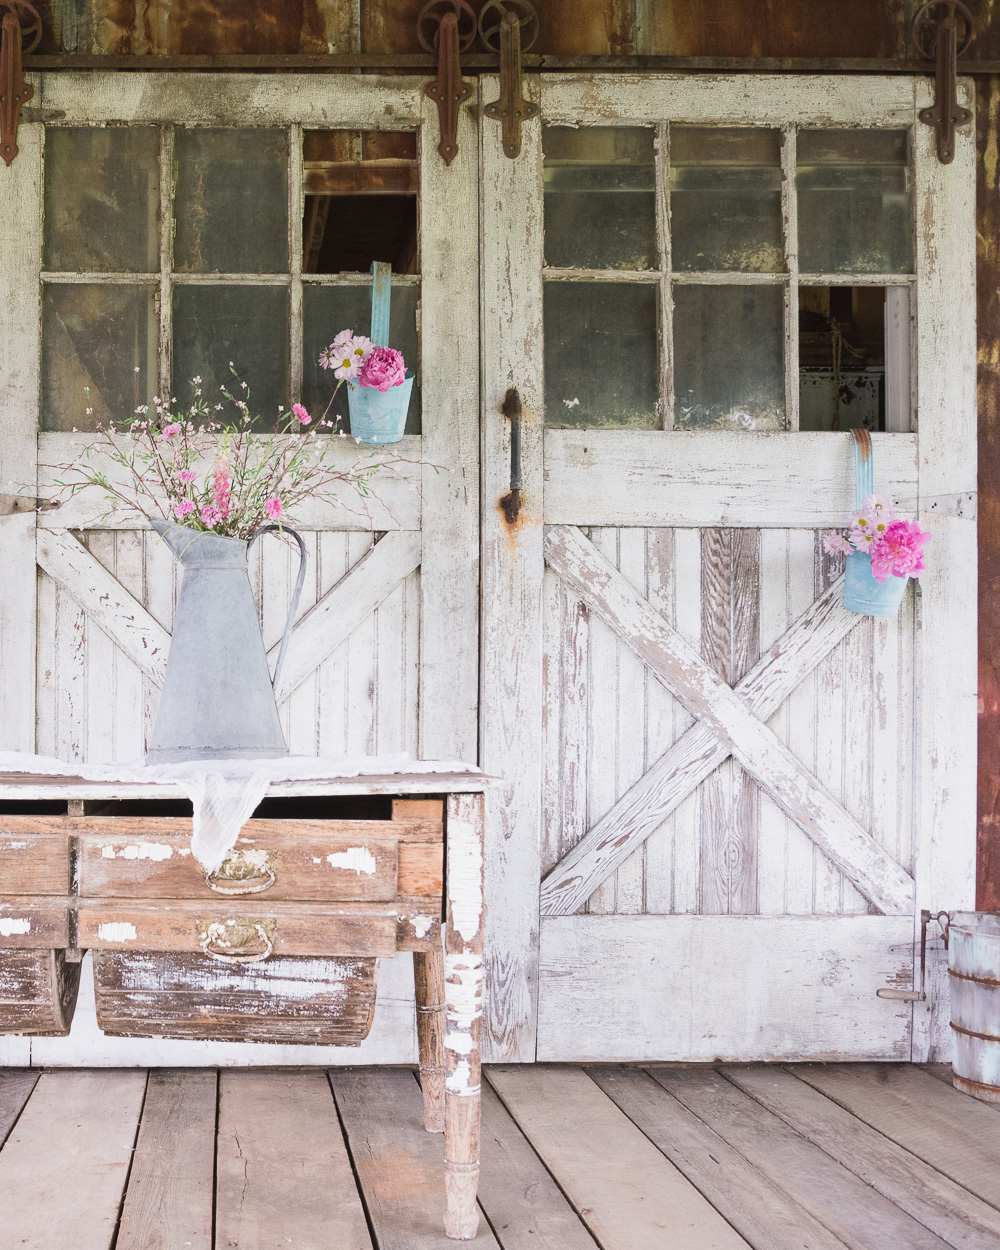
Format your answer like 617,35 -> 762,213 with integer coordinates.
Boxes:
247,525 -> 308,692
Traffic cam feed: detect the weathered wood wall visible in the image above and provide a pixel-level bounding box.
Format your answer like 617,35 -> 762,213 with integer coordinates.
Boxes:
22,0 -> 1000,905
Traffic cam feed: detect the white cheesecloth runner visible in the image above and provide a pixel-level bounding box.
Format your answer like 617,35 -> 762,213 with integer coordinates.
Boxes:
0,752 -> 478,870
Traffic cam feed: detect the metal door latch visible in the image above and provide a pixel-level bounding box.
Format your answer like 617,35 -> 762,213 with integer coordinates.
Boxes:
912,1 -> 974,165
500,387 -> 522,524
877,909 -> 951,1001
418,0 -> 476,167
481,0 -> 539,159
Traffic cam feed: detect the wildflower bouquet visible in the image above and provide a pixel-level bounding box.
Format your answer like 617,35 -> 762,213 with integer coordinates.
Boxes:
823,495 -> 931,583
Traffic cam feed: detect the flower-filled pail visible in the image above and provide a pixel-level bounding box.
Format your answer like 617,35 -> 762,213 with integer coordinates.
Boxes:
843,550 -> 909,617
347,373 -> 413,445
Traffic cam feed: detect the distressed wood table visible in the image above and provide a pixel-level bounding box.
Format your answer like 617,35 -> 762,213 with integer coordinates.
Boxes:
0,766 -> 494,1241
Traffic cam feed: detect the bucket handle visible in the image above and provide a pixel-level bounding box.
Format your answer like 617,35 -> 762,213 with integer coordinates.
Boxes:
370,260 -> 391,346
247,524 -> 307,692
851,427 -> 874,509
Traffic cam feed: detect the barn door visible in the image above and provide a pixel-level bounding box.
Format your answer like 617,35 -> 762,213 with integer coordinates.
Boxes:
0,74 -> 478,783
481,74 -> 976,1062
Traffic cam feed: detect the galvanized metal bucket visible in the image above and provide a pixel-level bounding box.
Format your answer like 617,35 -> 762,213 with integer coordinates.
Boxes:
842,428 -> 910,617
346,259 -> 412,446
146,520 -> 307,764
949,911 -> 1000,1103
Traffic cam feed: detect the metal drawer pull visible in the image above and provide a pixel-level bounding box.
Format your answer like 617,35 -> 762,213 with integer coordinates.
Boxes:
198,920 -> 274,964
205,850 -> 276,895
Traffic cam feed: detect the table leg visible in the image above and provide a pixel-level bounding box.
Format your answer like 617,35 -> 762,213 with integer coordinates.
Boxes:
443,793 -> 484,1241
414,948 -> 446,1132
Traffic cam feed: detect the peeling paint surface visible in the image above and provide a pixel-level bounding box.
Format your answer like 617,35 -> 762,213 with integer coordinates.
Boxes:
325,847 -> 377,875
101,842 -> 177,861
98,921 -> 138,942
0,918 -> 30,936
411,915 -> 433,938
446,819 -> 483,941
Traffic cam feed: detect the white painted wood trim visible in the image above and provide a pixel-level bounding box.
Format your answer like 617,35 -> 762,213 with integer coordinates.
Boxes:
543,431 -> 921,528
541,574 -> 863,915
545,525 -> 915,915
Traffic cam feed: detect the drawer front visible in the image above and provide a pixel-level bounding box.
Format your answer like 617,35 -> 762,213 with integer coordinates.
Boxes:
0,819 -> 71,895
0,898 -> 70,948
79,818 -> 406,902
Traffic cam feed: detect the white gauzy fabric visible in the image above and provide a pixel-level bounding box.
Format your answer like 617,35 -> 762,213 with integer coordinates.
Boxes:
0,752 -> 479,870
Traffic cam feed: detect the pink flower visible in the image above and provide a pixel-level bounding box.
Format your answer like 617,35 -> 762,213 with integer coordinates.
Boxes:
331,328 -> 354,354
175,469 -> 197,484
200,504 -> 223,528
292,403 -> 311,425
869,519 -> 931,583
162,423 -> 181,440
212,452 -> 231,518
358,346 -> 406,392
172,499 -> 195,519
850,524 -> 878,552
265,497 -> 284,520
823,531 -> 853,556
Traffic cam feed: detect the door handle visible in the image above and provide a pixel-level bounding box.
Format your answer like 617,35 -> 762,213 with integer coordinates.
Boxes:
500,387 -> 522,524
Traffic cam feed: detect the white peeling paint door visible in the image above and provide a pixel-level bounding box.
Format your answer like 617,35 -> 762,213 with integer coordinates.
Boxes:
0,73 -> 479,1066
480,73 -> 977,1063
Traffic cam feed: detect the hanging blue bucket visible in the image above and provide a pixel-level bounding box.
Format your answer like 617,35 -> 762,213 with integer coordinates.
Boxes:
347,374 -> 413,445
843,550 -> 909,616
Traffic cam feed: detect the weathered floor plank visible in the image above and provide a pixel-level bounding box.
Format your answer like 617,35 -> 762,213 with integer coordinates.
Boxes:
216,1070 -> 371,1250
115,1069 -> 216,1250
487,1065 -> 751,1250
0,1068 -> 38,1147
792,1064 -> 1000,1211
724,1065 -> 1000,1250
0,1069 -> 147,1250
592,1066 -> 847,1250
331,1067 -> 500,1249
650,1067 -> 953,1250
477,1078 -> 600,1250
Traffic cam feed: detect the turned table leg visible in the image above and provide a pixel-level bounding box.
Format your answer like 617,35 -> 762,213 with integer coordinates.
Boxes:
413,948 -> 446,1132
443,792 -> 484,1241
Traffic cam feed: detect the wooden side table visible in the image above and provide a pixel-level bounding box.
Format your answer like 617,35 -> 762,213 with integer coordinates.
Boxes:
0,767 -> 492,1241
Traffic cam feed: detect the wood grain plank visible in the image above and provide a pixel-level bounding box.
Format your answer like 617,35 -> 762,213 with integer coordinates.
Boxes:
0,1069 -> 38,1148
216,1070 -> 371,1250
0,1069 -> 147,1250
724,1065 -> 1000,1249
649,1067 -> 952,1250
331,1067 -> 500,1248
486,1065 -> 750,1250
790,1064 -> 1000,1211
590,1066 -> 846,1250
115,1070 -> 215,1250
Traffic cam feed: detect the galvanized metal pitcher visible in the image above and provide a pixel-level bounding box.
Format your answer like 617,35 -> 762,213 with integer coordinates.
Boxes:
146,520 -> 307,764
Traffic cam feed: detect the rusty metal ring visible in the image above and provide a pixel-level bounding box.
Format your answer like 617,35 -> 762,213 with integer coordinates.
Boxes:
912,0 -> 973,59
0,0 -> 42,54
478,0 -> 539,54
416,0 -> 477,54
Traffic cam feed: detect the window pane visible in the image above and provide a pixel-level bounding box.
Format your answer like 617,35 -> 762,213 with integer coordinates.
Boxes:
173,129 -> 288,274
797,130 -> 912,274
172,286 -> 289,427
544,282 -> 658,428
673,285 -> 784,430
799,285 -> 887,431
302,284 -> 421,434
670,127 -> 783,273
42,284 -> 156,431
543,127 -> 657,271
43,128 -> 159,273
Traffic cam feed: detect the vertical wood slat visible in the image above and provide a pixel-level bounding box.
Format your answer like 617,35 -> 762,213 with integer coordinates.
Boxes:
586,530 -> 621,914
699,528 -> 760,914
813,534 -> 847,913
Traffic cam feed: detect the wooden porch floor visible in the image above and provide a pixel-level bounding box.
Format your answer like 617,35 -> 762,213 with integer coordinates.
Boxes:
0,1063 -> 997,1249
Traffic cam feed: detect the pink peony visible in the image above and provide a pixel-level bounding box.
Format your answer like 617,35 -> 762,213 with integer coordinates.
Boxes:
175,469 -> 197,484
869,518 -> 931,583
292,403 -> 311,425
358,346 -> 406,392
200,504 -> 222,528
823,531 -> 853,556
265,496 -> 284,520
162,422 -> 181,440
172,499 -> 195,519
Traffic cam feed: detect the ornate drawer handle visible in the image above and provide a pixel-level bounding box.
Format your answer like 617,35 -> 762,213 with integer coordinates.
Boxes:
198,920 -> 274,964
205,850 -> 276,895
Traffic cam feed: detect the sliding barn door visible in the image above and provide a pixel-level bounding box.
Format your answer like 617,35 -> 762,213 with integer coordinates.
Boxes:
481,74 -> 976,1062
0,73 -> 478,775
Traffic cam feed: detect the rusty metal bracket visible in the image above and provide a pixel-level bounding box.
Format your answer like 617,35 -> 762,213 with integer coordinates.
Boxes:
500,387 -> 522,524
480,0 -> 539,159
912,1 -> 974,165
417,0 -> 476,167
0,1 -> 40,167
876,909 -> 951,1002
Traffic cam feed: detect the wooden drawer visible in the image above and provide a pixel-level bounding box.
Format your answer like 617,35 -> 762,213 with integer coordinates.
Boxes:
0,818 -> 71,895
0,897 -> 70,948
0,949 -> 81,1036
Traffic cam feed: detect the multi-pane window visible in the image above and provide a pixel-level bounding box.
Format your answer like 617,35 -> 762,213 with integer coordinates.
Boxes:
40,126 -> 421,434
542,123 -> 914,432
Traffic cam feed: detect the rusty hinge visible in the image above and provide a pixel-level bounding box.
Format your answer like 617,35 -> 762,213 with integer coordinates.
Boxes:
481,0 -> 539,159
0,1 -> 40,167
417,0 -> 476,167
912,1 -> 974,165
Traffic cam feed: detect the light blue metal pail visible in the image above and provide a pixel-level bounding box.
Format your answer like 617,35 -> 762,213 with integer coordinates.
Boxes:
949,912 -> 1000,1104
843,550 -> 909,616
347,373 -> 413,445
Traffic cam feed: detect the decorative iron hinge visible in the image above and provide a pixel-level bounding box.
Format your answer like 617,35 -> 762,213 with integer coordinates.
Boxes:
0,1 -> 40,167
418,0 -> 476,167
912,1 -> 974,165
481,0 -> 539,159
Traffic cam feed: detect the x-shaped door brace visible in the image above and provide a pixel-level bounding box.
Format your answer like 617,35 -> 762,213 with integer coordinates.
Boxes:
35,528 -> 422,706
541,525 -> 915,918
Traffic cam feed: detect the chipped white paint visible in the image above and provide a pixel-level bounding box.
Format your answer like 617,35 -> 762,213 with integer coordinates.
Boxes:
325,847 -> 378,876
445,1060 -> 478,1095
445,1030 -> 474,1056
410,915 -> 433,939
444,953 -> 483,1031
0,918 -> 30,936
101,841 -> 175,861
97,922 -> 137,942
4,841 -> 27,849
446,818 -> 483,941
